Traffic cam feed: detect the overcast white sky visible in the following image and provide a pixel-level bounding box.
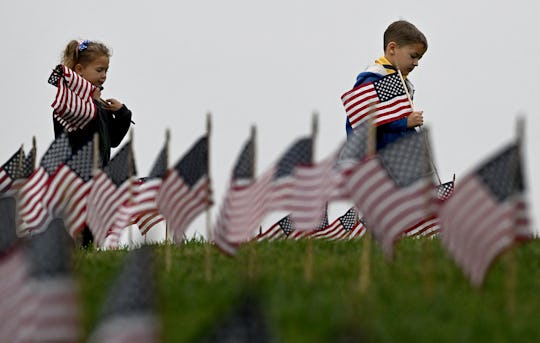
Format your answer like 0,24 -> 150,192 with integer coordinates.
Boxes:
1,0 -> 538,238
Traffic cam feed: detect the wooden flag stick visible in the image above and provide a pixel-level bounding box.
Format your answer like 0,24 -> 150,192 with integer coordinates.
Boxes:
205,112 -> 213,282
17,144 -> 24,177
247,125 -> 258,281
504,116 -> 526,313
304,111 -> 318,283
90,133 -> 100,251
31,136 -> 37,171
420,127 -> 435,298
126,131 -> 136,249
396,67 -> 442,185
164,129 -> 172,272
358,107 -> 376,294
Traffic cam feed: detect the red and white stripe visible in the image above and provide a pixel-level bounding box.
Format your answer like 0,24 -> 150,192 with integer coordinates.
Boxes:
310,219 -> 366,241
87,171 -> 134,248
129,178 -> 165,235
213,169 -> 274,255
51,66 -> 96,132
0,168 -> 14,194
42,165 -> 93,238
17,167 -> 49,235
346,157 -> 434,258
439,175 -> 530,286
156,171 -> 210,243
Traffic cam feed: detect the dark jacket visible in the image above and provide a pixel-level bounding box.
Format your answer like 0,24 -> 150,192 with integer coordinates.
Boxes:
54,101 -> 132,165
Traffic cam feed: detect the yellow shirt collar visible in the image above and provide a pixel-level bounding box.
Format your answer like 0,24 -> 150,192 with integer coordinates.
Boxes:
375,56 -> 407,79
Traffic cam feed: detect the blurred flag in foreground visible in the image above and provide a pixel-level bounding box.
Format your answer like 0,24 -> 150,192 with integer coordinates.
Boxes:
89,246 -> 160,343
346,131 -> 435,258
439,142 -> 531,287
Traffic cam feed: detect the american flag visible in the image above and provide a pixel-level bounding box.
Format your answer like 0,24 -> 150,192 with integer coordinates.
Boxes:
439,143 -> 531,287
17,134 -> 73,236
341,72 -> 413,130
213,135 -> 257,254
213,136 -> 313,255
49,64 -> 97,132
131,143 -> 168,236
88,246 -> 160,343
42,137 -> 95,239
256,208 -> 330,242
0,147 -> 24,195
404,180 -> 455,238
18,218 -> 81,341
157,136 -> 210,243
310,207 -> 366,241
436,180 -> 454,202
267,137 -> 313,213
87,141 -> 137,248
288,207 -> 329,240
257,214 -> 296,242
345,131 -> 435,258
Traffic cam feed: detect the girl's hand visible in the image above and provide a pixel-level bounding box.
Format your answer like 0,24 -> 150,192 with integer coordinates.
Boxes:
92,87 -> 102,100
104,98 -> 123,112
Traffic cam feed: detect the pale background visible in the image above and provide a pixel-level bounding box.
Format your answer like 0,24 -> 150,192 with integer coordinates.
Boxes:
1,0 -> 538,243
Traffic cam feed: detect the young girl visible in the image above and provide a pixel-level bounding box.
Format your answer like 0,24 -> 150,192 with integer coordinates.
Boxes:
51,39 -> 132,165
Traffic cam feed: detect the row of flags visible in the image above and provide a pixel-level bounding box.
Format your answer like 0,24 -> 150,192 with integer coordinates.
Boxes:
0,114 -> 532,286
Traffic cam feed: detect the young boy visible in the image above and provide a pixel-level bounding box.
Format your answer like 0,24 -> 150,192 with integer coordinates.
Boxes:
345,20 -> 427,150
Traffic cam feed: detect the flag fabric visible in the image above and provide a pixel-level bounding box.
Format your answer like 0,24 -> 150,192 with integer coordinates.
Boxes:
404,180 -> 455,238
48,64 -> 97,132
19,218 -> 81,342
439,143 -> 531,287
42,137 -> 95,238
341,72 -> 413,130
436,180 -> 455,202
289,124 -> 373,232
87,141 -> 137,248
213,136 -> 313,255
0,148 -> 24,195
17,135 -> 73,236
257,214 -> 296,242
88,246 -> 160,343
310,207 -> 366,241
130,144 -> 168,236
157,136 -> 210,243
345,131 -> 435,258
213,135 -> 258,253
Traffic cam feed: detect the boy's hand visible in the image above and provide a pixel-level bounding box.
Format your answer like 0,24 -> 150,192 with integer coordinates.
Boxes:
407,111 -> 424,128
104,98 -> 123,112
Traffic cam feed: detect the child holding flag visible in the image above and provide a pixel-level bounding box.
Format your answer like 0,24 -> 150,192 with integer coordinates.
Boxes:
344,20 -> 427,150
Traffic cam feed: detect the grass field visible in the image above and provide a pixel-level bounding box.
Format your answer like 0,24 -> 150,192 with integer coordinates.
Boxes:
76,238 -> 540,342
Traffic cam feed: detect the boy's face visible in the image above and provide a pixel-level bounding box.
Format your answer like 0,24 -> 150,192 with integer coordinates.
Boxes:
387,42 -> 426,76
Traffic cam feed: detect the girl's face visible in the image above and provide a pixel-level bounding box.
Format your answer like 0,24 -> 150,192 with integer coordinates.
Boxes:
387,42 -> 426,77
75,54 -> 109,88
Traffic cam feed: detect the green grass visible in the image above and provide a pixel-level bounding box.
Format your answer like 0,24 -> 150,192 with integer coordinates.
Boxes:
75,238 -> 540,342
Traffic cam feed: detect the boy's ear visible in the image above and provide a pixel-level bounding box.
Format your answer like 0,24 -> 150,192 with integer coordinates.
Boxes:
386,41 -> 398,55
